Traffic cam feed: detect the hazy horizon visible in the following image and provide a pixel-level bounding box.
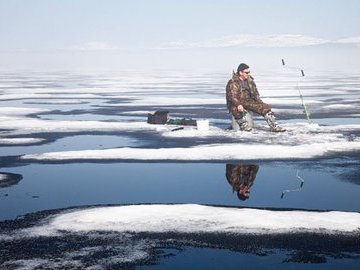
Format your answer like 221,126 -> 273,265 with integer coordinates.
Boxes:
1,0 -> 359,73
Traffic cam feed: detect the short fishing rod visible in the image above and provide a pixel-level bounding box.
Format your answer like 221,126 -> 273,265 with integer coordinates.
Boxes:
281,170 -> 305,199
281,59 -> 312,124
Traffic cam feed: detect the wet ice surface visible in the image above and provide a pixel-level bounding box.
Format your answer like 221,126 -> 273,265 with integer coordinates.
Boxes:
0,135 -> 141,156
1,70 -> 360,161
0,70 -> 359,269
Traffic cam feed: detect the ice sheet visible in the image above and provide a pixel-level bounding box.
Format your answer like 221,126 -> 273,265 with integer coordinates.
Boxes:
24,204 -> 360,237
21,140 -> 360,161
1,71 -> 359,161
0,138 -> 44,145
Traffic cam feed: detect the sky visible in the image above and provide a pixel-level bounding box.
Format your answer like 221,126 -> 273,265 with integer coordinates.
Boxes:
1,0 -> 360,72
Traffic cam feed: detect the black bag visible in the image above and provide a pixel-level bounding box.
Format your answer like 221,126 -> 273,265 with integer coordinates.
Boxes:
147,111 -> 169,124
168,118 -> 197,126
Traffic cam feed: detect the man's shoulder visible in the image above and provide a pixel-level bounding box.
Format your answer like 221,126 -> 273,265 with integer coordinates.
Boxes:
247,76 -> 257,87
227,74 -> 240,85
226,78 -> 240,91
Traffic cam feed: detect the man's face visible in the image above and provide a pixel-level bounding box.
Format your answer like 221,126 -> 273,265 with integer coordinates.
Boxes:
240,69 -> 251,79
239,186 -> 250,198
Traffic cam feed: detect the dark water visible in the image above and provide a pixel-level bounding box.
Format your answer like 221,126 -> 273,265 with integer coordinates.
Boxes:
1,161 -> 359,269
139,247 -> 357,270
1,161 -> 359,221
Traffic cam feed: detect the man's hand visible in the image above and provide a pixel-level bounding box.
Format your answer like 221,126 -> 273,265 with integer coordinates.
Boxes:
237,104 -> 244,112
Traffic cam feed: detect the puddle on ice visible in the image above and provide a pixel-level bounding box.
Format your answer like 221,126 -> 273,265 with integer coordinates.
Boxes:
0,99 -> 92,111
0,135 -> 140,156
40,113 -> 144,122
0,161 -> 359,270
140,246 -> 359,270
1,162 -> 359,221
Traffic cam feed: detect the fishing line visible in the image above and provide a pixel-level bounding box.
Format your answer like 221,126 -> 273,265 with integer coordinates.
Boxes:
281,59 -> 312,124
281,170 -> 305,199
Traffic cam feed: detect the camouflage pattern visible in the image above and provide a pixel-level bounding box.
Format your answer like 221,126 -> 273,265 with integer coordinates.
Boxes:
226,72 -> 271,117
226,164 -> 259,200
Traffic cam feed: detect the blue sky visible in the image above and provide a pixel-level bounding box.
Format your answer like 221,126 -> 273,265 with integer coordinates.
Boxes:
1,0 -> 359,71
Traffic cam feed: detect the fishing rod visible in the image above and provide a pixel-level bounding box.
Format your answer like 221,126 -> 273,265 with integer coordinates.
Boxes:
281,59 -> 312,124
281,170 -> 305,199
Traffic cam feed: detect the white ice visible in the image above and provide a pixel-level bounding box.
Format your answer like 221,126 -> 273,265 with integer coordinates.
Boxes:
0,138 -> 44,145
323,104 -> 357,110
19,121 -> 360,161
25,204 -> 360,237
21,140 -> 360,161
1,71 -> 359,161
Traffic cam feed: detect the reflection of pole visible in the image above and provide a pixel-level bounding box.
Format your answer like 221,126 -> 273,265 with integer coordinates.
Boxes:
281,170 -> 305,199
281,59 -> 312,124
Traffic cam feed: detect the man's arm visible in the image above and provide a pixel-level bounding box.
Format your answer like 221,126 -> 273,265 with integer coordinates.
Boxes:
226,81 -> 242,108
249,79 -> 261,100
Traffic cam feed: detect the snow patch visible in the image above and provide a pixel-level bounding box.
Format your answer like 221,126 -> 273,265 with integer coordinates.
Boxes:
323,104 -> 356,109
0,107 -> 49,116
20,141 -> 360,161
0,138 -> 44,145
20,122 -> 360,161
25,204 -> 360,237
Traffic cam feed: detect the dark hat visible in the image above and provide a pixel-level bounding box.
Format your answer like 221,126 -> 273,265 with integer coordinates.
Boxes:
237,63 -> 249,73
237,191 -> 250,201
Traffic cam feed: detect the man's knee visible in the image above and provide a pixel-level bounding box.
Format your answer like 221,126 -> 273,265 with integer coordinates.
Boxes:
261,108 -> 271,116
259,103 -> 271,116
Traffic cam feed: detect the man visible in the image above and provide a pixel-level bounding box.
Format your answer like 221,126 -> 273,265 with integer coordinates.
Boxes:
226,63 -> 286,132
226,164 -> 259,201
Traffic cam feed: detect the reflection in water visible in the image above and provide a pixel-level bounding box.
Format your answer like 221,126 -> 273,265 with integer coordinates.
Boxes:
0,172 -> 23,188
281,170 -> 305,199
226,164 -> 259,201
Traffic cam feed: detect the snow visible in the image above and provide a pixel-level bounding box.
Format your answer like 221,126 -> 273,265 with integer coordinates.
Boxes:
1,246 -> 150,269
1,108 -> 358,161
24,99 -> 88,104
0,107 -> 49,116
18,121 -> 360,161
25,204 -> 360,237
0,138 -> 44,145
0,117 -> 149,134
1,259 -> 48,270
0,174 -> 6,182
0,93 -> 101,101
323,104 -> 357,109
262,97 -> 322,105
1,71 -> 359,161
21,140 -> 360,161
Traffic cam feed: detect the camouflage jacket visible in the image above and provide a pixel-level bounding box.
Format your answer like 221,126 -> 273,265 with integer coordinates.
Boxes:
225,164 -> 259,193
225,72 -> 260,112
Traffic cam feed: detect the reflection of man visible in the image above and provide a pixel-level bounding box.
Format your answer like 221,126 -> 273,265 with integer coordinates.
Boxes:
226,164 -> 259,201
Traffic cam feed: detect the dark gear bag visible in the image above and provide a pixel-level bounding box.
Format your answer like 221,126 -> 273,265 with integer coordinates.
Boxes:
168,118 -> 197,126
147,110 -> 169,124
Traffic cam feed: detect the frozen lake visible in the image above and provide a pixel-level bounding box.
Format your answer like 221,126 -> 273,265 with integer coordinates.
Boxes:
0,70 -> 359,269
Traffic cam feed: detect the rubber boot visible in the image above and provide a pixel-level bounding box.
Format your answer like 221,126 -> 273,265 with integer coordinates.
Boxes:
238,119 -> 252,131
236,111 -> 252,131
264,112 -> 286,132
